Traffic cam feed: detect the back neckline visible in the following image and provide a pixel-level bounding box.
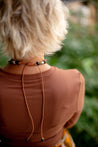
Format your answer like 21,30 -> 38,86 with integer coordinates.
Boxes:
0,66 -> 56,80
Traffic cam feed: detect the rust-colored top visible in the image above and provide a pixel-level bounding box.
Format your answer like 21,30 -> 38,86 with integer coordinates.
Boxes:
0,66 -> 85,147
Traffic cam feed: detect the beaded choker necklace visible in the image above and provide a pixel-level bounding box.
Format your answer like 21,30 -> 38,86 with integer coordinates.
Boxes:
8,58 -> 47,142
8,59 -> 47,66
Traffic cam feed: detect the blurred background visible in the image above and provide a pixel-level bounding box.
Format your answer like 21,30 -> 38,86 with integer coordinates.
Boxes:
0,0 -> 98,147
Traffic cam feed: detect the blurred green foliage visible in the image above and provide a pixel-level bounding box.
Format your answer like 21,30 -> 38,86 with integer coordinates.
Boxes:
0,43 -> 9,66
0,22 -> 98,147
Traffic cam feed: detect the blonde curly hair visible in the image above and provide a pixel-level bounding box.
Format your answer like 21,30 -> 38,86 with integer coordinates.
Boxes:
0,0 -> 68,60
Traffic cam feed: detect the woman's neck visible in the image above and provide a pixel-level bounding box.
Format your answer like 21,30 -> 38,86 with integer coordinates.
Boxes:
1,55 -> 51,75
19,55 -> 45,64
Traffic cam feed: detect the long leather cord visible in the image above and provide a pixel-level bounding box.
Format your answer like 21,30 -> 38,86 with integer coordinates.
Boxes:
37,66 -> 45,141
21,64 -> 45,141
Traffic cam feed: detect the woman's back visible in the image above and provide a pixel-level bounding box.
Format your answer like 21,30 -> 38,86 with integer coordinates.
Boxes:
0,0 -> 85,146
0,66 -> 85,147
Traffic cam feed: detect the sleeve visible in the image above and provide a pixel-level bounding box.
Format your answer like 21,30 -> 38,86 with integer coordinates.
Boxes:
64,71 -> 85,129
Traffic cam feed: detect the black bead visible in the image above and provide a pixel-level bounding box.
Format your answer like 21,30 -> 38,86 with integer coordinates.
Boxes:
36,62 -> 40,65
10,61 -> 13,64
8,59 -> 14,64
25,138 -> 28,142
44,60 -> 47,64
15,61 -> 20,65
41,137 -> 45,142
